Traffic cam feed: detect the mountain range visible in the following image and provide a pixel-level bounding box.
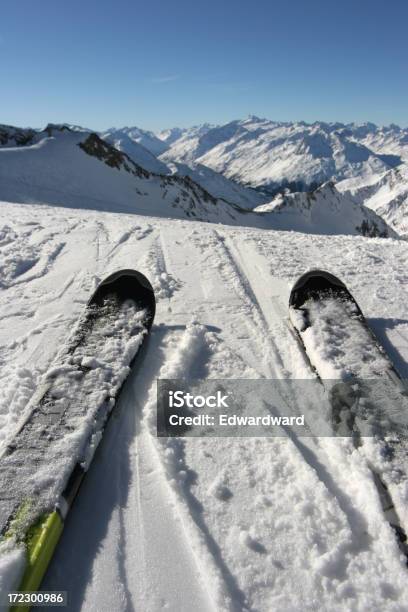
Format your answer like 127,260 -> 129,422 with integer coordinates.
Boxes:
157,117 -> 405,191
1,117 -> 407,237
103,117 -> 408,234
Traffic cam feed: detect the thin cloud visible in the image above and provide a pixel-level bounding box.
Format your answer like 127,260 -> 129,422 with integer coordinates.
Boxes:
150,75 -> 180,84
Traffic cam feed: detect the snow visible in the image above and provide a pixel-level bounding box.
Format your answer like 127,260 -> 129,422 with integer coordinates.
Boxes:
0,127 -> 246,225
167,161 -> 267,210
337,164 -> 408,236
104,126 -> 167,157
0,113 -> 407,612
0,128 -> 395,239
288,280 -> 408,569
0,540 -> 25,605
0,538 -> 25,606
1,200 -> 408,610
159,118 -> 402,193
289,296 -> 392,380
349,124 -> 408,162
100,129 -> 170,174
157,124 -> 214,147
254,182 -> 396,238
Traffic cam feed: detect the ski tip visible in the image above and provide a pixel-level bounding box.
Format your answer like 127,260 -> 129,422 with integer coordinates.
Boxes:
289,269 -> 351,309
96,269 -> 154,293
89,269 -> 156,327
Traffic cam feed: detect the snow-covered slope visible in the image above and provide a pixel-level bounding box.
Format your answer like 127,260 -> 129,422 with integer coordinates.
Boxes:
159,117 -> 402,194
0,124 -> 395,238
156,126 -> 184,145
1,201 -> 408,610
99,130 -> 263,209
0,125 -> 245,225
168,161 -> 267,209
337,165 -> 408,236
255,182 -> 397,238
105,126 -> 167,156
100,128 -> 170,174
349,123 -> 408,162
157,124 -> 214,152
160,119 -> 250,165
100,128 -> 266,208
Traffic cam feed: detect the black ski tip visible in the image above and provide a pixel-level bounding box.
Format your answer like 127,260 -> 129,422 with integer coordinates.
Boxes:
289,269 -> 356,310
89,269 -> 156,328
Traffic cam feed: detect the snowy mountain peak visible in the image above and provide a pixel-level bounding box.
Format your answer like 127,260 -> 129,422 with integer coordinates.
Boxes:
338,163 -> 408,236
157,124 -> 215,145
44,123 -> 75,136
100,128 -> 170,175
79,133 -> 150,178
157,127 -> 184,144
255,181 -> 397,238
0,125 -> 249,225
0,124 -> 36,147
103,126 -> 167,157
0,119 -> 403,239
158,117 -> 407,195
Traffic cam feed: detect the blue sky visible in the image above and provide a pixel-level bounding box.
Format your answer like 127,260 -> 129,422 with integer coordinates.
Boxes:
1,0 -> 407,130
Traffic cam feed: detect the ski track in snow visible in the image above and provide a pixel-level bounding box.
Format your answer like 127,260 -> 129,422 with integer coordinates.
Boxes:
1,202 -> 408,610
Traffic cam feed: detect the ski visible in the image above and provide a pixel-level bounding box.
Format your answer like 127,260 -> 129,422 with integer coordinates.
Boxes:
289,269 -> 408,558
0,269 -> 155,606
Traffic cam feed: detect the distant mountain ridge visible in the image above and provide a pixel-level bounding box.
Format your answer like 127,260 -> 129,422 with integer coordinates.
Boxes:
337,164 -> 408,236
90,125 -> 268,209
157,117 -> 405,195
105,126 -> 167,156
5,117 -> 406,207
100,128 -> 169,174
254,181 -> 396,238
